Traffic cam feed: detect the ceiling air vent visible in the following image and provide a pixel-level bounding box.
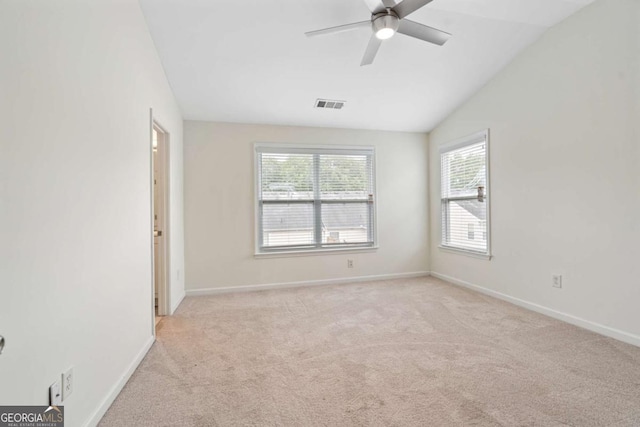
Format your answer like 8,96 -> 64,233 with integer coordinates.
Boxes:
314,99 -> 346,110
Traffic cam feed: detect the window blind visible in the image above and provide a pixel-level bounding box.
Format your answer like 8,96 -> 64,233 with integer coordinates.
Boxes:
256,146 -> 376,252
440,132 -> 489,254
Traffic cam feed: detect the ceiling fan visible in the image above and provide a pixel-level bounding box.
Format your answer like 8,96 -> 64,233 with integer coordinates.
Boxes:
305,0 -> 450,66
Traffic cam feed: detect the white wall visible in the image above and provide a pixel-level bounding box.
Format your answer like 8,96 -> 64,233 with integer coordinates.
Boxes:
429,0 -> 640,341
184,121 -> 429,291
0,1 -> 184,425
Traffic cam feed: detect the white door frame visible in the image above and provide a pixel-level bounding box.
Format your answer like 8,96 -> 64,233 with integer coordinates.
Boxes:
149,110 -> 171,335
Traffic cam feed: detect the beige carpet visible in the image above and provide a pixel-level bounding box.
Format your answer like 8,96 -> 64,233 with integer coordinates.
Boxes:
100,277 -> 640,426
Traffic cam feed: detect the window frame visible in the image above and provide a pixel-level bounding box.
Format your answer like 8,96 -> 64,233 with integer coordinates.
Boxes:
254,143 -> 378,256
439,129 -> 492,259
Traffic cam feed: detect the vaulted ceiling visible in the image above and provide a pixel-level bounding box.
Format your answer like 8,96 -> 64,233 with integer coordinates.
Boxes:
140,0 -> 594,132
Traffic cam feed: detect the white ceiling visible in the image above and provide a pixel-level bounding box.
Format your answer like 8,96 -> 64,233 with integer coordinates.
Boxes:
139,0 -> 594,132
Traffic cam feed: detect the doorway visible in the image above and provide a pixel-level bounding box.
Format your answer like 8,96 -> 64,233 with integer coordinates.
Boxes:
152,121 -> 170,325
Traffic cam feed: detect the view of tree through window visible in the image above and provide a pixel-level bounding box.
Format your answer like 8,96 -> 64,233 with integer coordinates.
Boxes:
260,154 -> 313,196
320,155 -> 368,195
447,151 -> 485,196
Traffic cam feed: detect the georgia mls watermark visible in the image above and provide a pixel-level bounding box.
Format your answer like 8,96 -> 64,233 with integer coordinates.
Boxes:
0,406 -> 64,427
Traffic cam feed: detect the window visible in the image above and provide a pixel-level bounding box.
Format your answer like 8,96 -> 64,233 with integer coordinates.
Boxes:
255,144 -> 376,254
440,130 -> 490,257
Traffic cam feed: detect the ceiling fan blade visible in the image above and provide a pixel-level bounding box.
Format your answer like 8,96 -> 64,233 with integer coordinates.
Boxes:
397,19 -> 450,46
361,35 -> 383,66
362,0 -> 387,14
305,21 -> 371,38
392,0 -> 434,19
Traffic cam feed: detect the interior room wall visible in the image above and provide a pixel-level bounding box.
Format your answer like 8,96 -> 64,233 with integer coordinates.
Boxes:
184,121 -> 429,292
428,0 -> 640,343
0,1 -> 184,425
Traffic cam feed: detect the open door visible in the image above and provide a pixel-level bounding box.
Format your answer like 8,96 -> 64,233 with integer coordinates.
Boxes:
151,119 -> 170,324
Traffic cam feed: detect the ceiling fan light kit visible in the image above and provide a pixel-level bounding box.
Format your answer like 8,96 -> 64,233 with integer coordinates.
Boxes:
373,12 -> 399,40
305,0 -> 451,66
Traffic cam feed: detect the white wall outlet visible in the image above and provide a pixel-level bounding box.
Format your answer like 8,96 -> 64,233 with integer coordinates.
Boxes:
347,259 -> 354,268
62,367 -> 73,401
552,274 -> 563,288
49,381 -> 62,406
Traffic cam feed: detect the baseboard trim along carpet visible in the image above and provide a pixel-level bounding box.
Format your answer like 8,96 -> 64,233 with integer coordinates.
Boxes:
431,271 -> 640,348
83,336 -> 155,427
171,289 -> 186,314
185,271 -> 431,296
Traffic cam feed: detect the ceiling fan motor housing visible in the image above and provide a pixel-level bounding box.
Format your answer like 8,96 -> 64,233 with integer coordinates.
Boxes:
372,11 -> 400,38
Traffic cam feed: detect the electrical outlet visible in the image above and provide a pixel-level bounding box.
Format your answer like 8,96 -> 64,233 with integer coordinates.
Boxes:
347,259 -> 354,269
62,367 -> 73,401
49,381 -> 62,406
552,274 -> 563,288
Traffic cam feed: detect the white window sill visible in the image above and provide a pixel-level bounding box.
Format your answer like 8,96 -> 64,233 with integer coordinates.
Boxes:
255,246 -> 379,259
439,245 -> 492,260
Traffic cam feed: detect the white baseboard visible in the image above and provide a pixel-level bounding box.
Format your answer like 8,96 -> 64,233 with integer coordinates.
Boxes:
83,336 -> 155,427
186,271 -> 430,296
170,289 -> 186,314
431,271 -> 640,348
